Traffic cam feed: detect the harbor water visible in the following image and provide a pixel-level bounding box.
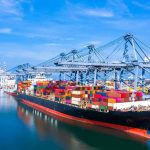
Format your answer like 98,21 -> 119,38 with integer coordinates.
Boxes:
0,91 -> 150,150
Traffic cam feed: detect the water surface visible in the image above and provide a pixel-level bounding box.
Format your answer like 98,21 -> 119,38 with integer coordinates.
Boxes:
0,91 -> 149,150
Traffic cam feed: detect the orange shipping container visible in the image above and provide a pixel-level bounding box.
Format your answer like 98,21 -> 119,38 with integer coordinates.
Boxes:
92,102 -> 100,105
108,98 -> 116,103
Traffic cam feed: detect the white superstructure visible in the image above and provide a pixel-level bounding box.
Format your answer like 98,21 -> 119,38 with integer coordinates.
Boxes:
28,73 -> 51,85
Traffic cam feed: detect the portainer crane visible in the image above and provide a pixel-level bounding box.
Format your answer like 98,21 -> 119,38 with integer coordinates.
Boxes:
4,34 -> 150,94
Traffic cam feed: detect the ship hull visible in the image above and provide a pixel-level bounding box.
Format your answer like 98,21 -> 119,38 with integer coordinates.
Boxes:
4,91 -> 17,97
18,94 -> 150,139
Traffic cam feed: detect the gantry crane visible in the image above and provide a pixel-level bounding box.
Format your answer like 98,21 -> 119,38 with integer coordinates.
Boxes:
3,34 -> 150,93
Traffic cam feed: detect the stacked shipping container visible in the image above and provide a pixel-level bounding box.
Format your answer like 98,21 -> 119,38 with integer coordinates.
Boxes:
18,81 -> 143,111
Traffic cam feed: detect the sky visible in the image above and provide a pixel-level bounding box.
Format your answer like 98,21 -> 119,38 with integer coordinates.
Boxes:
0,0 -> 149,69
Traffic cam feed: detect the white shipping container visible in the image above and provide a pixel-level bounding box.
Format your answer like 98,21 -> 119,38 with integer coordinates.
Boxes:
108,103 -> 114,107
85,94 -> 88,98
131,93 -> 136,98
129,97 -> 132,101
91,105 -> 99,109
131,97 -> 135,101
72,100 -> 80,105
30,91 -> 34,95
25,90 -> 29,95
28,85 -> 34,91
71,97 -> 81,101
113,100 -> 150,109
72,91 -> 82,95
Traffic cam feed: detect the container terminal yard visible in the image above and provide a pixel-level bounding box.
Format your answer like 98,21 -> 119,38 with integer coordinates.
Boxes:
1,34 -> 150,141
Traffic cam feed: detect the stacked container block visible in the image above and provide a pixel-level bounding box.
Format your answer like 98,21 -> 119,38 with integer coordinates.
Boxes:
18,81 -> 143,111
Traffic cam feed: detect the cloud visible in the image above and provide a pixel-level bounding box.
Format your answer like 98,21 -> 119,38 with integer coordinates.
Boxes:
64,0 -> 132,20
42,42 -> 62,47
132,1 -> 150,10
0,0 -> 22,17
106,0 -> 131,17
64,37 -> 74,41
0,0 -> 33,20
0,28 -> 12,34
64,1 -> 114,19
87,40 -> 101,45
80,8 -> 114,18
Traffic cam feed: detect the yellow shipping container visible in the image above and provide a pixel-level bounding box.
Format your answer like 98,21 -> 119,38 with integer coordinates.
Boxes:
129,87 -> 133,91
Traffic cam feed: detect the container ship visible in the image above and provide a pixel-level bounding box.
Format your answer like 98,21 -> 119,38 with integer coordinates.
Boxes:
3,73 -> 48,96
15,79 -> 150,139
1,75 -> 17,96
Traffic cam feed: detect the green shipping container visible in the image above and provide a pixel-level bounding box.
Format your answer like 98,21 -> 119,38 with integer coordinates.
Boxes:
100,105 -> 108,110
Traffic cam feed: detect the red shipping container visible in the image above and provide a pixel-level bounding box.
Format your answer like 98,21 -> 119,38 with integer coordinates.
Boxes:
107,92 -> 121,98
120,93 -> 127,98
55,89 -> 64,93
87,103 -> 92,108
94,94 -> 102,99
86,87 -> 92,90
124,97 -> 129,102
71,94 -> 83,98
92,102 -> 100,105
102,98 -> 108,102
91,98 -> 99,102
136,91 -> 142,97
100,101 -> 108,106
108,106 -> 113,111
